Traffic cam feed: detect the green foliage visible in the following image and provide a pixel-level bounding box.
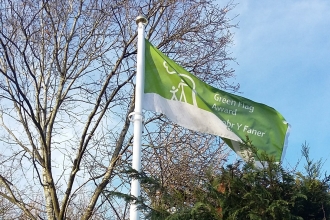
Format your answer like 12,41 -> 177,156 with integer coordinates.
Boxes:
290,143 -> 330,220
141,140 -> 330,220
164,202 -> 221,220
219,163 -> 301,219
216,139 -> 301,219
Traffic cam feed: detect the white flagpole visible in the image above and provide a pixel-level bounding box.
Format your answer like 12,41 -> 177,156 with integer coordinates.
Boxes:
130,15 -> 147,220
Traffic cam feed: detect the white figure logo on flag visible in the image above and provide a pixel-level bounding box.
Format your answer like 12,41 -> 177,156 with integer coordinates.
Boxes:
163,61 -> 197,106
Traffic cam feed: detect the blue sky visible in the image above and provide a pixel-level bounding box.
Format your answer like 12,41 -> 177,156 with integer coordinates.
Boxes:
226,0 -> 330,172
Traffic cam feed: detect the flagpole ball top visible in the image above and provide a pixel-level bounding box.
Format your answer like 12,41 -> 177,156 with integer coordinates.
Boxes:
136,15 -> 148,25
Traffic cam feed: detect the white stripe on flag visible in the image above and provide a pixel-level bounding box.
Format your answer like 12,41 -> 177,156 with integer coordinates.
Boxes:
143,93 -> 242,142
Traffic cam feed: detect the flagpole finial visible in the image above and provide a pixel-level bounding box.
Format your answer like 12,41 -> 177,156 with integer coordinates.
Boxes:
136,15 -> 148,26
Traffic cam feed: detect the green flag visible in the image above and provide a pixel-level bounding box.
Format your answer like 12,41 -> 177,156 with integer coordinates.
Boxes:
143,39 -> 290,163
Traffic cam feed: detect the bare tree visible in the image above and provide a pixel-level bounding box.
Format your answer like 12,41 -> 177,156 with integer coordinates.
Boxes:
0,0 -> 238,219
141,123 -> 229,212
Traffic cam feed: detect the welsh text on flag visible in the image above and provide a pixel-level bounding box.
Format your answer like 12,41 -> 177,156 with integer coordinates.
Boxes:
143,39 -> 290,163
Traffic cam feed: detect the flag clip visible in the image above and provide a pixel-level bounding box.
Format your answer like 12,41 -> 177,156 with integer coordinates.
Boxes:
128,111 -> 144,122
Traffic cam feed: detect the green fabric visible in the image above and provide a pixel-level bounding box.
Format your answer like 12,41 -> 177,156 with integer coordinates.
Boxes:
144,39 -> 289,162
